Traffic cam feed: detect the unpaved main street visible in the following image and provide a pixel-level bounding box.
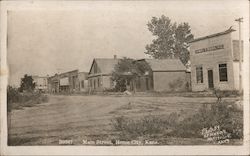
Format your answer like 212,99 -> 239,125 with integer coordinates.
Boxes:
8,95 -> 239,145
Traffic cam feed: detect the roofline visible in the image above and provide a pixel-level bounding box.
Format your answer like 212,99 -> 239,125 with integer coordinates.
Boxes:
88,59 -> 96,74
189,28 -> 236,43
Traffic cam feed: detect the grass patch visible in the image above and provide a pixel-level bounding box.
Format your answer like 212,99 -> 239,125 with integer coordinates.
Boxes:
111,100 -> 243,144
8,136 -> 40,146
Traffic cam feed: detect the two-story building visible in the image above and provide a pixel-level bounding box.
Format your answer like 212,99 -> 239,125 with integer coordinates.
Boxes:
189,28 -> 242,91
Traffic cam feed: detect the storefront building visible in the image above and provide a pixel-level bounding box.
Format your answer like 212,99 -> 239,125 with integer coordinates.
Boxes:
189,28 -> 242,91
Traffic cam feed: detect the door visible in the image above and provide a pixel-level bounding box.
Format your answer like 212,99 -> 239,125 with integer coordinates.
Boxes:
208,70 -> 214,89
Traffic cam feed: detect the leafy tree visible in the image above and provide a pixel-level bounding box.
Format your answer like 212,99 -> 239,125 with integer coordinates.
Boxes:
19,74 -> 36,92
145,15 -> 194,65
111,58 -> 151,92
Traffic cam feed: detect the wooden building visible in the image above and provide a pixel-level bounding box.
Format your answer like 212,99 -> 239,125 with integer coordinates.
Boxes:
189,28 -> 242,91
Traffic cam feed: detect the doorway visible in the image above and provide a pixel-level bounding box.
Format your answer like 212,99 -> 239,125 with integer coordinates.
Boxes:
207,70 -> 214,89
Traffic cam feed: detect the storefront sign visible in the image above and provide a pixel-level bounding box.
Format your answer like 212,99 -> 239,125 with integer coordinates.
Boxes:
195,44 -> 224,54
60,77 -> 69,86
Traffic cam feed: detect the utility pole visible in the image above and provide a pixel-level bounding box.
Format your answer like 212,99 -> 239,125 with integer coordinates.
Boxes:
235,17 -> 243,93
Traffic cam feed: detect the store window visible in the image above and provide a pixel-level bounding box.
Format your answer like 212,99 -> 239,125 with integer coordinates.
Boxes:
219,64 -> 228,81
196,66 -> 203,83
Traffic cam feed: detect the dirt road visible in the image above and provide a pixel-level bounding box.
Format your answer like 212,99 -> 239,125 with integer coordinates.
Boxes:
8,95 -> 238,145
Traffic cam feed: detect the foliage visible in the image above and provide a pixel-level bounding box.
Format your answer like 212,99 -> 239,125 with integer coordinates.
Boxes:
172,102 -> 243,139
111,115 -> 169,140
111,101 -> 243,142
145,15 -> 194,65
7,86 -> 20,104
168,78 -> 185,91
19,74 -> 36,92
111,58 -> 151,92
7,86 -> 48,112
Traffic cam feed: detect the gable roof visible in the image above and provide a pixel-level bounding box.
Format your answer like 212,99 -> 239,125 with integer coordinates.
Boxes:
89,58 -> 120,74
189,28 -> 236,43
138,59 -> 186,71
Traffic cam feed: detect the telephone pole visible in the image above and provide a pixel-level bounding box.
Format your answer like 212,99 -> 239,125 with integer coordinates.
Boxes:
235,17 -> 243,92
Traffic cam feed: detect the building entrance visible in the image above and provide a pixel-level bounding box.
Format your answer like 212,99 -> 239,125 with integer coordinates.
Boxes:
208,70 -> 214,89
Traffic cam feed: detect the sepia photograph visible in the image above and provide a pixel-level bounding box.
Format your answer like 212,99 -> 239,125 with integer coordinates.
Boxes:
0,0 -> 249,155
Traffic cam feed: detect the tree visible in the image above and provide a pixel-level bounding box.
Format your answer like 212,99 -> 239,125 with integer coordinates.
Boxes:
145,15 -> 194,65
19,74 -> 36,92
111,58 -> 151,92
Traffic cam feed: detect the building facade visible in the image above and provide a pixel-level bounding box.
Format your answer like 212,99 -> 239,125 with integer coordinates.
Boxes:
88,57 -> 119,91
88,56 -> 189,92
189,28 -> 241,91
32,76 -> 49,92
78,72 -> 88,92
48,70 -> 88,93
136,59 -> 189,92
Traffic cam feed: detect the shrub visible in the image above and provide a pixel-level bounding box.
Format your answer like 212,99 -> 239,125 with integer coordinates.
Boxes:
168,78 -> 184,91
111,101 -> 243,142
171,102 -> 243,139
111,115 -> 170,140
7,86 -> 20,104
7,86 -> 49,112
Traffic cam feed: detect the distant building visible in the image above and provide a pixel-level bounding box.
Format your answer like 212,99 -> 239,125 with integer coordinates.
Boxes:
48,70 -> 88,93
88,56 -> 119,91
136,59 -> 189,92
78,72 -> 88,92
189,28 -> 242,91
32,75 -> 49,92
88,56 -> 189,92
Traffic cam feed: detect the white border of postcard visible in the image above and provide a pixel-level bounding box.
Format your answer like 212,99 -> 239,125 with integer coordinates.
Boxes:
0,0 -> 249,155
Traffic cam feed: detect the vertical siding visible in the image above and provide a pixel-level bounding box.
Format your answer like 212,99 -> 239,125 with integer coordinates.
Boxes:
153,71 -> 187,92
88,75 -> 113,91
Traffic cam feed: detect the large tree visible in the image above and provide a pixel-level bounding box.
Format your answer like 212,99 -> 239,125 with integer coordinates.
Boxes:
145,15 -> 194,65
111,58 -> 151,92
19,74 -> 36,92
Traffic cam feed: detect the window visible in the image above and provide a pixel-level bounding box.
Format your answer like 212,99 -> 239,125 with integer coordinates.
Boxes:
196,66 -> 203,83
219,64 -> 228,81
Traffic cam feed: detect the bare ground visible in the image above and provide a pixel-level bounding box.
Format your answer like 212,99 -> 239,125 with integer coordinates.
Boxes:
8,95 -> 241,145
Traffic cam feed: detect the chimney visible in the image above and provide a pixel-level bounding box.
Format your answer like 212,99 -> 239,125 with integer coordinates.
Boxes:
114,55 -> 117,59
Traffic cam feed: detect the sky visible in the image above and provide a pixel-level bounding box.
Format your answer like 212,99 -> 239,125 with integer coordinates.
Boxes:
7,0 -> 248,86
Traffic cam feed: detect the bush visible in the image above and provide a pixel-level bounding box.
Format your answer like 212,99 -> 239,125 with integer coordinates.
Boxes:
111,101 -> 243,142
171,102 -> 243,139
7,86 -> 49,112
168,78 -> 184,91
7,86 -> 20,104
111,115 -> 170,140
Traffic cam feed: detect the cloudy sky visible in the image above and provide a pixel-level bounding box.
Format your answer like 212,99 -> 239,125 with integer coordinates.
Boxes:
7,0 -> 248,86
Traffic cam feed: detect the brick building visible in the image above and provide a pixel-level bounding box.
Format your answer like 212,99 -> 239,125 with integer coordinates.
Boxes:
189,28 -> 242,91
